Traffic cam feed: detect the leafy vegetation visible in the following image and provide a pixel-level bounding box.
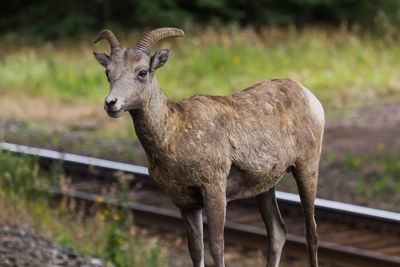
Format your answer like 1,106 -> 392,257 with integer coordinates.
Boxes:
0,151 -> 165,266
1,27 -> 400,117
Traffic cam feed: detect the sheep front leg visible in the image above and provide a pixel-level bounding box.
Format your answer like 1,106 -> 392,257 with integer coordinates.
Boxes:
202,185 -> 226,267
180,208 -> 205,267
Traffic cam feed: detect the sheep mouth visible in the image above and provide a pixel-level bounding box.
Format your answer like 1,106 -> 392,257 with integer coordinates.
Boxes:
106,109 -> 125,118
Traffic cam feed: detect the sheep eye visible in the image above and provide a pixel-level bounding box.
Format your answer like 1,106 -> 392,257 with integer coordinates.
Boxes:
138,70 -> 147,78
105,70 -> 110,81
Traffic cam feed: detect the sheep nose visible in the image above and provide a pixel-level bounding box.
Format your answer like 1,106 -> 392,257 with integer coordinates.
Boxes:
105,98 -> 117,108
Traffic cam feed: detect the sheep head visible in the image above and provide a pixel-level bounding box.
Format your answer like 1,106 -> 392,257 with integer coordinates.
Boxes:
93,28 -> 184,118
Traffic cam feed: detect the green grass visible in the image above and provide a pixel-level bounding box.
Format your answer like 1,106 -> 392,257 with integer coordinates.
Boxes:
0,151 -> 165,266
1,27 -> 400,115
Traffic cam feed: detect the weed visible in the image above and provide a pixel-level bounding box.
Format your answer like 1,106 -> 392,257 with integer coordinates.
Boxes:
0,151 -> 165,266
381,152 -> 400,177
57,235 -> 77,250
344,154 -> 363,171
325,153 -> 336,166
51,136 -> 62,147
0,151 -> 44,196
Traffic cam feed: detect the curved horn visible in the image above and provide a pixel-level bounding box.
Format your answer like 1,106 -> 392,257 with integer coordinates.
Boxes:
134,27 -> 184,55
93,29 -> 121,51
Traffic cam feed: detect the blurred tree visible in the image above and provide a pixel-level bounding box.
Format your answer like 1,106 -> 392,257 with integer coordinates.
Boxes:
0,0 -> 399,39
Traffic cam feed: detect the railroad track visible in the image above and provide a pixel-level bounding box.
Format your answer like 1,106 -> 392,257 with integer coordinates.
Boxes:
2,142 -> 400,267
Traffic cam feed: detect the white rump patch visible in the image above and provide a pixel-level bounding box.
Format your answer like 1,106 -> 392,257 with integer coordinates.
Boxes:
297,81 -> 325,154
297,82 -> 325,123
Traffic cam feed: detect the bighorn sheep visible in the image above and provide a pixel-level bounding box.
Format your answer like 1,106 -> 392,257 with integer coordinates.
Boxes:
93,28 -> 324,267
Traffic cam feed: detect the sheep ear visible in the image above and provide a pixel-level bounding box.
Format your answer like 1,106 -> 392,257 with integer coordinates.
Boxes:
150,49 -> 169,72
93,52 -> 109,68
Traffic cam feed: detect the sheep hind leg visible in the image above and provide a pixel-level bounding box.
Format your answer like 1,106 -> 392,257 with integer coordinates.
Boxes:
292,162 -> 319,267
256,187 -> 287,267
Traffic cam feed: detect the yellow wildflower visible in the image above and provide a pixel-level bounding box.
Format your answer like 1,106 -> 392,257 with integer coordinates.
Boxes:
353,158 -> 361,167
98,196 -> 104,203
377,142 -> 385,151
232,56 -> 241,65
103,209 -> 109,216
114,214 -> 120,221
117,238 -> 124,245
68,71 -> 76,83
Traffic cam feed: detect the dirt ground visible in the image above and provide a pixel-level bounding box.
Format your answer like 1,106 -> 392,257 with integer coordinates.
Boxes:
323,102 -> 400,158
